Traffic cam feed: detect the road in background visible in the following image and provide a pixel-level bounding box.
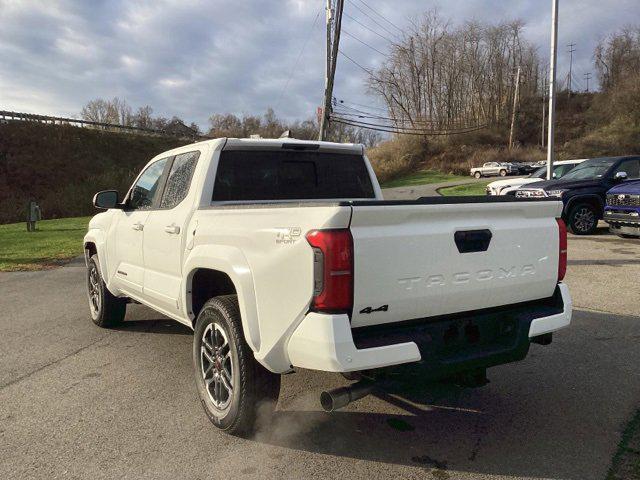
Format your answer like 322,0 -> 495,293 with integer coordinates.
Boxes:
1,231 -> 639,480
383,177 -> 488,199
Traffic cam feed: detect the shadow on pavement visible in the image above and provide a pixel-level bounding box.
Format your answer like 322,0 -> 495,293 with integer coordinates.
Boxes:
113,318 -> 192,335
244,308 -> 640,480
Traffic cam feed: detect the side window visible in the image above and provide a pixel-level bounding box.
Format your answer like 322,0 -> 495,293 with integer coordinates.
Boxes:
613,159 -> 640,179
555,164 -> 575,178
129,157 -> 170,210
160,151 -> 200,209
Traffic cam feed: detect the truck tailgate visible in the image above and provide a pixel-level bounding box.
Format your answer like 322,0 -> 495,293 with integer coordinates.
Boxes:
349,200 -> 563,328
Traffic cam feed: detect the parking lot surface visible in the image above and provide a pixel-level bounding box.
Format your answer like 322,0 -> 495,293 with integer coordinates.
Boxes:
1,225 -> 639,480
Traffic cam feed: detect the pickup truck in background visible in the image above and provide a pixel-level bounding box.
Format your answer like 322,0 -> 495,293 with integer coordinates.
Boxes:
605,180 -> 640,238
515,156 -> 640,235
470,162 -> 516,178
84,138 -> 572,436
486,159 -> 584,196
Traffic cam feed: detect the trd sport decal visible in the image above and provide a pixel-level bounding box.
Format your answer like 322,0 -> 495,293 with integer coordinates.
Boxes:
359,305 -> 389,314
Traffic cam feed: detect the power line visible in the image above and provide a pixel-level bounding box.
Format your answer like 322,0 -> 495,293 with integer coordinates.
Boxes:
348,0 -> 402,41
333,106 -> 442,126
351,0 -> 404,34
330,116 -> 488,136
342,29 -> 391,58
333,108 -> 397,121
330,113 -> 485,131
276,3 -> 323,110
338,49 -> 374,74
343,11 -> 397,45
334,99 -> 486,128
570,72 -> 584,91
335,98 -> 388,112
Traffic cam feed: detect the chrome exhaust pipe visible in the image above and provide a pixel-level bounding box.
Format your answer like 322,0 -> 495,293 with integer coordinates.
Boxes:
320,380 -> 374,412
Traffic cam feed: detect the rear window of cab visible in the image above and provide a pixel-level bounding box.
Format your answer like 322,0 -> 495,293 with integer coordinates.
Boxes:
212,150 -> 375,201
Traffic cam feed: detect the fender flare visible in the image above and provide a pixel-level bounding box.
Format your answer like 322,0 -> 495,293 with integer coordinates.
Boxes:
183,245 -> 260,353
83,229 -> 108,281
565,194 -> 604,218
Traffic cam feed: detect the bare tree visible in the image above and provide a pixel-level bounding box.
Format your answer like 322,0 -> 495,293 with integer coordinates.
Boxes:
367,11 -> 540,131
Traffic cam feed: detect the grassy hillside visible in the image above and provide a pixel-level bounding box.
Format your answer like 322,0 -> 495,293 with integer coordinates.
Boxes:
0,122 -> 189,224
368,91 -> 640,185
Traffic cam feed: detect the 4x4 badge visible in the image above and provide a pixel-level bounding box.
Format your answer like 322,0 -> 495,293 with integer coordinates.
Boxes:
359,305 -> 389,314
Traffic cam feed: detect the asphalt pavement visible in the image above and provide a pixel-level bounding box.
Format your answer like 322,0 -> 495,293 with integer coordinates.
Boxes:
1,202 -> 639,479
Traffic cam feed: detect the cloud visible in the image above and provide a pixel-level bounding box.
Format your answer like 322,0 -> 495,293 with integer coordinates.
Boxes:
0,0 -> 638,129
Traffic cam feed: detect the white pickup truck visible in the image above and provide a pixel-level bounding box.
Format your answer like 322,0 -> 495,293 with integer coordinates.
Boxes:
84,138 -> 572,435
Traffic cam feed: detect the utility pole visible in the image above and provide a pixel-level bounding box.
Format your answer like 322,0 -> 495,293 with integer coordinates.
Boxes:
547,0 -> 559,180
509,66 -> 521,150
319,0 -> 344,141
541,76 -> 547,148
567,43 -> 576,99
584,72 -> 592,92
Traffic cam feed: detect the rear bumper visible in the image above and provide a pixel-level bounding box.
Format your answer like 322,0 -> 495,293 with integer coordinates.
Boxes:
287,283 -> 572,373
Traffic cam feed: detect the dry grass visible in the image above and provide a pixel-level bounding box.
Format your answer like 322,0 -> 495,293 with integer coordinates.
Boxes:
367,135 -> 428,183
368,133 -> 546,180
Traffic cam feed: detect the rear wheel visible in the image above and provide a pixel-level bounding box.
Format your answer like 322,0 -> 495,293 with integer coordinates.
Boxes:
568,203 -> 598,235
474,172 -> 482,179
193,295 -> 280,436
499,169 -> 507,177
87,255 -> 127,328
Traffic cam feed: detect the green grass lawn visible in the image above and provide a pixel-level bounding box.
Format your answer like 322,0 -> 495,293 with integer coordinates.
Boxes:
382,170 -> 468,188
438,182 -> 491,196
0,217 -> 90,271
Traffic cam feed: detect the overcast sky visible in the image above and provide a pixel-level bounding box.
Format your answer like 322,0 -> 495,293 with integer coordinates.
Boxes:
1,0 -> 639,129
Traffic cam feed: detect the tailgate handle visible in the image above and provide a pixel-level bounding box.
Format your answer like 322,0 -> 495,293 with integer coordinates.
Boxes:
454,229 -> 492,253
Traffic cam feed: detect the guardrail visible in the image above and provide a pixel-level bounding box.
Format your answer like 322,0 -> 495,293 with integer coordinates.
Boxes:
0,110 -> 210,141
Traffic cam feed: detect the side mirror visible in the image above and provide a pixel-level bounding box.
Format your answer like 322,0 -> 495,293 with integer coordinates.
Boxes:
552,172 -> 557,179
93,190 -> 120,209
614,171 -> 628,182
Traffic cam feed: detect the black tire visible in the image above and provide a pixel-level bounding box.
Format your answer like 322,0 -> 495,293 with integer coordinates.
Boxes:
87,255 -> 127,328
567,203 -> 599,235
499,169 -> 507,177
474,172 -> 482,179
193,295 -> 280,436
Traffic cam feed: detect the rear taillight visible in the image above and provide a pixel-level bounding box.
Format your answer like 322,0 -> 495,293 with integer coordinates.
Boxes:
557,218 -> 567,282
305,229 -> 353,313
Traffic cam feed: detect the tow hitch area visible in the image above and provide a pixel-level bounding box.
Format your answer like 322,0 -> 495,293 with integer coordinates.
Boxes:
320,368 -> 492,412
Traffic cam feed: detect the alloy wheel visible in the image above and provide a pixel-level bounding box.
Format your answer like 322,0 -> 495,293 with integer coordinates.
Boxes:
87,265 -> 101,317
574,207 -> 596,233
200,323 -> 234,410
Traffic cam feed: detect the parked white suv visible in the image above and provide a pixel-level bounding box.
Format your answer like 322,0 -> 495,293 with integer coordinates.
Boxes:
84,138 -> 572,435
486,159 -> 586,196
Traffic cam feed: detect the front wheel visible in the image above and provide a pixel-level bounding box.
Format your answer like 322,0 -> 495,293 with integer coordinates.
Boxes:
499,169 -> 507,177
87,255 -> 127,327
193,295 -> 280,436
474,172 -> 482,179
567,203 -> 599,235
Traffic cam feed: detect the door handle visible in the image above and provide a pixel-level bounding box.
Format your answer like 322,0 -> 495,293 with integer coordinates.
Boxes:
132,222 -> 144,231
164,225 -> 180,235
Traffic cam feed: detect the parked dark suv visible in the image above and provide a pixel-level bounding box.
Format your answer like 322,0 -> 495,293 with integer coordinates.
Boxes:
515,156 -> 640,235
